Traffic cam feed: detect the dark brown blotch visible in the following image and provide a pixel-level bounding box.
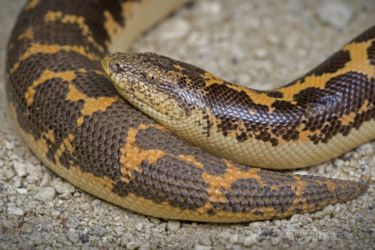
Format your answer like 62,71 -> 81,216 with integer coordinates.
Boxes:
303,50 -> 351,77
368,40 -> 375,66
350,25 -> 375,43
73,70 -> 117,98
112,156 -> 209,210
72,101 -> 146,180
212,177 -> 296,213
266,91 -> 283,98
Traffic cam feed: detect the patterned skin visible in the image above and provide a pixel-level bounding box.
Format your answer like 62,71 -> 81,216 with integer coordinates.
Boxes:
5,0 -> 370,222
103,31 -> 375,169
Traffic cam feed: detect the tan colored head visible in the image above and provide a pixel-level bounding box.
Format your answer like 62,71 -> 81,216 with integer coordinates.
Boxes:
102,52 -> 208,127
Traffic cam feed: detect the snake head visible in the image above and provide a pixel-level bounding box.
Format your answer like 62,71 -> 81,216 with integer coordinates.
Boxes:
102,52 -> 208,128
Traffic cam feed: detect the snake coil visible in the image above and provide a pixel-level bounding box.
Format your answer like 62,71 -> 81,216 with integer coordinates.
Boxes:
6,0 -> 373,222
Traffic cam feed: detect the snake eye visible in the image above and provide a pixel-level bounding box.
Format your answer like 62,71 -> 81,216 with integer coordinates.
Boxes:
146,70 -> 160,84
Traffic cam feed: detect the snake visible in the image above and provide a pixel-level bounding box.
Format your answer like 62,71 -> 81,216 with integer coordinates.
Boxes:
5,0 -> 373,223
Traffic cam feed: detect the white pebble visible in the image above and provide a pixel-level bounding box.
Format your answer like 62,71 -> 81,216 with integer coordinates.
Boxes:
13,176 -> 22,188
54,181 -> 75,194
26,174 -> 39,184
26,163 -> 42,178
243,235 -> 257,247
290,214 -> 300,223
317,1 -> 352,29
40,173 -> 51,187
167,220 -> 181,231
294,170 -> 309,175
127,242 -> 141,250
5,140 -> 15,150
51,209 -> 61,218
34,187 -> 56,202
7,206 -> 25,216
201,1 -> 222,14
194,245 -> 211,250
229,234 -> 239,243
13,162 -> 27,177
160,19 -> 191,40
135,222 -> 144,231
254,48 -> 268,59
16,188 -> 28,194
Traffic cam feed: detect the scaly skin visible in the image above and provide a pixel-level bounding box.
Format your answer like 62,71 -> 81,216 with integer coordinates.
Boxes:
103,35 -> 375,169
5,0 -> 369,222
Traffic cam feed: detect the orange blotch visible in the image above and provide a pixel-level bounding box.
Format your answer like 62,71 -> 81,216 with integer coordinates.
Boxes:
119,124 -> 166,183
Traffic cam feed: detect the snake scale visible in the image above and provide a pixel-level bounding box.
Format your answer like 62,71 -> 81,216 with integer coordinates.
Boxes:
5,0 -> 373,222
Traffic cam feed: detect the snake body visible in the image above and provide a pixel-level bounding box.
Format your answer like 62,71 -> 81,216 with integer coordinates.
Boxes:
103,41 -> 375,169
5,0 -> 372,222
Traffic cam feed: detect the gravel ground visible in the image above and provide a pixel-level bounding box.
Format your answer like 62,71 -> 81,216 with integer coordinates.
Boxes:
1,0 -> 374,249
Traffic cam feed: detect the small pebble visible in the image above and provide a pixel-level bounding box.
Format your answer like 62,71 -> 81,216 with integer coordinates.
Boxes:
40,173 -> 51,186
139,243 -> 151,250
91,225 -> 107,236
290,214 -> 300,223
66,216 -> 80,228
167,220 -> 181,231
7,206 -> 25,216
323,205 -> 335,215
243,235 -> 257,247
57,234 -> 68,243
201,1 -> 222,14
16,188 -> 28,194
317,1 -> 352,29
229,234 -> 239,243
198,235 -> 212,246
160,19 -> 191,40
135,222 -> 144,231
67,231 -> 79,243
53,180 -> 75,194
26,163 -> 42,177
26,174 -> 39,184
13,162 -> 27,177
31,232 -> 43,245
13,176 -> 22,188
254,48 -> 268,59
5,140 -> 15,150
0,168 -> 15,180
194,245 -> 211,250
127,241 -> 141,250
51,209 -> 61,218
34,187 -> 56,202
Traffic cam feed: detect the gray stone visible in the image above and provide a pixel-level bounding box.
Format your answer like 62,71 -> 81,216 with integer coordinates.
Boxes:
127,241 -> 141,250
16,188 -> 28,194
53,180 -> 75,195
34,187 -> 56,202
134,222 -> 144,231
7,206 -> 25,216
160,18 -> 191,40
243,234 -> 258,247
167,220 -> 181,231
229,234 -> 239,243
91,225 -> 107,236
194,245 -> 212,250
317,1 -> 352,29
67,231 -> 79,243
13,162 -> 27,177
